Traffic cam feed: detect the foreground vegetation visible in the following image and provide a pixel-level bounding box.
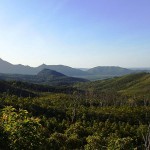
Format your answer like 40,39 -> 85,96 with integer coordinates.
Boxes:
0,73 -> 150,149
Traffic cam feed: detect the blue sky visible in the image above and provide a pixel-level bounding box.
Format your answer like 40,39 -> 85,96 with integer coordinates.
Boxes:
0,0 -> 150,68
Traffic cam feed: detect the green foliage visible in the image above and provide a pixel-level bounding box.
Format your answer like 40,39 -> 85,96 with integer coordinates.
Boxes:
85,135 -> 106,150
46,132 -> 67,150
76,72 -> 150,105
0,73 -> 150,149
0,106 -> 44,150
107,135 -> 134,150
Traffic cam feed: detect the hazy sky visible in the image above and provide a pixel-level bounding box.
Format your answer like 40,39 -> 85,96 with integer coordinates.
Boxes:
0,0 -> 150,68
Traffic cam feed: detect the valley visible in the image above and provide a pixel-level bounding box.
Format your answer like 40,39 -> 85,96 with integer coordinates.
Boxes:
0,71 -> 150,149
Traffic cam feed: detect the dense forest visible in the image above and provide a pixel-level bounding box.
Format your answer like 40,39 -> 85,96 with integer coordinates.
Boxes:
0,72 -> 150,149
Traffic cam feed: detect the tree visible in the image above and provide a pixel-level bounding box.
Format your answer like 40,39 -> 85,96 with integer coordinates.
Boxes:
1,106 -> 44,150
139,124 -> 150,150
84,135 -> 106,150
107,134 -> 134,150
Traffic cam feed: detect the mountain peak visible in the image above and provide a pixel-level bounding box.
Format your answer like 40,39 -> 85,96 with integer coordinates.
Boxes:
38,63 -> 47,67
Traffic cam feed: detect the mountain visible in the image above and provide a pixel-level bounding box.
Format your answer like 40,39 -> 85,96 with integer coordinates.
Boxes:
37,69 -> 66,78
0,69 -> 88,86
36,64 -> 89,76
0,58 -> 149,80
0,58 -> 89,76
86,66 -> 136,76
0,58 -> 36,74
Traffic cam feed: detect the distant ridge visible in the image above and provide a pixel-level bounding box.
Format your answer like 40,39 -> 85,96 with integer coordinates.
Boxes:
0,58 -> 88,76
0,58 -> 35,74
0,58 -> 148,80
86,66 -> 135,76
36,64 -> 89,76
0,68 -> 88,86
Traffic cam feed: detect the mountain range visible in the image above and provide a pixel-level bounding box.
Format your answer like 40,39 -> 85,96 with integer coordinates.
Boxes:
0,68 -> 88,86
0,58 -> 149,80
0,58 -> 88,76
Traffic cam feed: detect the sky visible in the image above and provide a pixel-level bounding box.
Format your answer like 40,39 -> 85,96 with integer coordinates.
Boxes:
0,0 -> 150,68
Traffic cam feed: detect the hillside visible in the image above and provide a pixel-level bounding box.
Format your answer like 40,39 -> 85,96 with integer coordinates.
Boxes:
0,72 -> 150,149
0,80 -> 79,97
0,80 -> 37,97
76,72 -> 150,98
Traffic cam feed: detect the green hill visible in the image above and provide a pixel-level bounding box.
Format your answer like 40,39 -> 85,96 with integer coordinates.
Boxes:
76,72 -> 150,98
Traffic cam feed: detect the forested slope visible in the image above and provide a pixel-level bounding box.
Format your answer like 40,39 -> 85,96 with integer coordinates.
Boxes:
76,72 -> 150,98
0,73 -> 150,149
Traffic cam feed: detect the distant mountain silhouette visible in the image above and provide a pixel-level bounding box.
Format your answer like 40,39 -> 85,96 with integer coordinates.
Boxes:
0,58 -> 88,76
0,58 -> 35,74
0,68 -> 88,86
37,69 -> 66,78
0,58 -> 148,80
36,64 -> 89,76
87,66 -> 135,76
